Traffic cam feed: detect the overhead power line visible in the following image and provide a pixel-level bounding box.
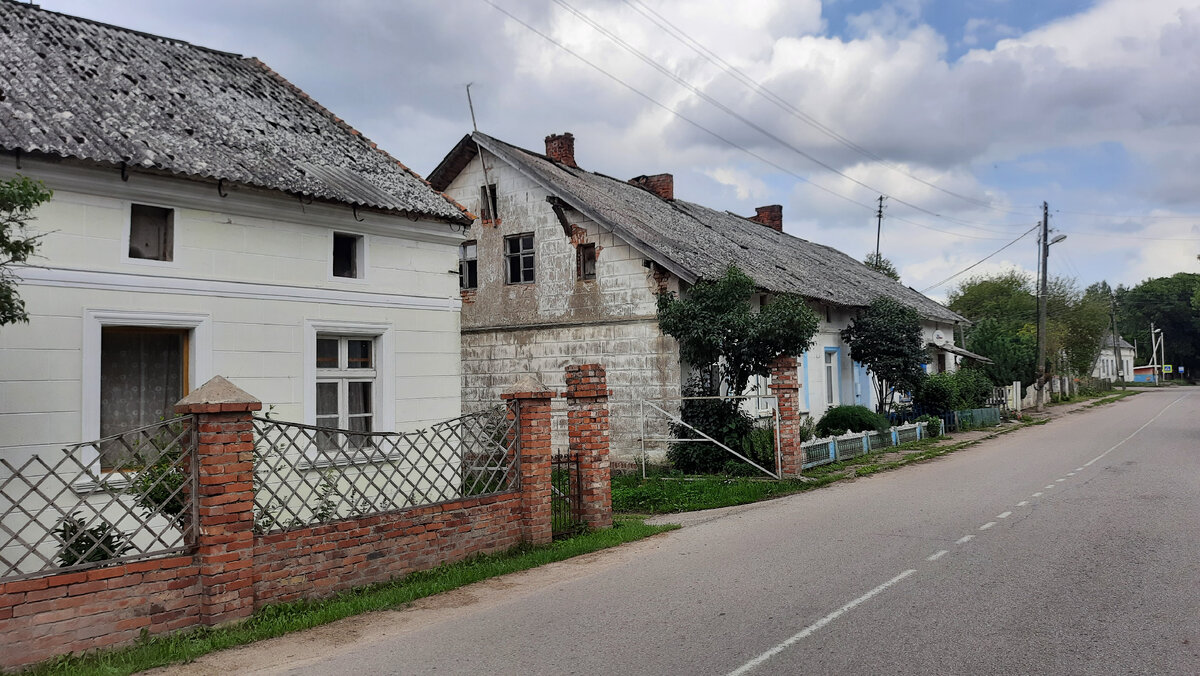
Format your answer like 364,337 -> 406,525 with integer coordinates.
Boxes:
919,224 -> 1039,293
621,0 -> 1036,219
548,0 -> 1028,235
482,0 -> 1026,243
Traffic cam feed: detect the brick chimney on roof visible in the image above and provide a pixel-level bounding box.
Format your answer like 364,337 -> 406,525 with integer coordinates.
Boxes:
750,204 -> 783,231
545,133 -> 577,168
628,173 -> 674,201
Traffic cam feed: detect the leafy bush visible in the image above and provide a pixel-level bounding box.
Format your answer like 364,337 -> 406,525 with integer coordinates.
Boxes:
914,368 -> 993,414
667,378 -> 756,474
815,405 -> 891,437
916,414 -> 942,437
54,512 -> 130,567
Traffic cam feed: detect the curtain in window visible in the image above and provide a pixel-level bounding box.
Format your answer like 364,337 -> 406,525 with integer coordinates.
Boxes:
100,330 -> 184,438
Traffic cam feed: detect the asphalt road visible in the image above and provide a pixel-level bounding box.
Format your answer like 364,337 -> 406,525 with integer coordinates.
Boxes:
190,389 -> 1200,675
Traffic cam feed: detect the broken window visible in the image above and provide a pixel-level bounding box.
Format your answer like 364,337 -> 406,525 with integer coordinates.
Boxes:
577,243 -> 596,281
505,233 -> 535,284
333,232 -> 363,278
128,204 -> 174,261
479,184 -> 498,221
460,240 -> 478,290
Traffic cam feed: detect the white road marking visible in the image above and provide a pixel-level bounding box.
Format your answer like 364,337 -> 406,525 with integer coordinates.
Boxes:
1045,485 -> 1055,489
1016,501 -> 1028,507
1067,472 -> 1076,476
1055,478 -> 1066,482
979,522 -> 996,530
997,511 -> 1012,519
927,550 -> 949,561
726,569 -> 918,676
956,535 -> 975,545
1075,467 -> 1084,472
1084,395 -> 1186,466
1032,492 -> 1043,497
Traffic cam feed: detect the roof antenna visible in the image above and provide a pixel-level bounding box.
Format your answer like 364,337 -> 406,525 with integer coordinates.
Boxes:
466,83 -> 495,226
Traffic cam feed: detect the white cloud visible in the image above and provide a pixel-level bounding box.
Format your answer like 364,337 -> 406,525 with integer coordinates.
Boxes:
703,167 -> 770,200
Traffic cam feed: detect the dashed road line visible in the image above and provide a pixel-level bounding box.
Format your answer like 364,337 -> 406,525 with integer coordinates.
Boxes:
979,522 -> 996,531
726,569 -> 918,676
1055,478 -> 1066,482
1016,501 -> 1028,507
927,550 -> 949,561
997,511 -> 1012,519
1067,472 -> 1076,476
1044,485 -> 1056,489
1032,492 -> 1043,497
956,535 -> 975,545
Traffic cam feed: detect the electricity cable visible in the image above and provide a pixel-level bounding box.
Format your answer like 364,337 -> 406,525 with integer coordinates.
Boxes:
919,224 -> 1039,293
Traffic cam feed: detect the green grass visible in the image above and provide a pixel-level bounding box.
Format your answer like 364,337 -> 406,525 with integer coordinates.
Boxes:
611,473 -> 839,514
1085,390 -> 1139,407
23,517 -> 674,676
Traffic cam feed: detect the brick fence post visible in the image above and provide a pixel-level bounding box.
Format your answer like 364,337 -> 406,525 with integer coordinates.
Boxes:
501,376 -> 555,546
564,364 -> 613,530
174,376 -> 260,626
768,355 -> 803,476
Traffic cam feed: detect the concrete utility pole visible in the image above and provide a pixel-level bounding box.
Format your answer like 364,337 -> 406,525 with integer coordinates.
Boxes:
1034,203 -> 1066,411
875,195 -> 885,259
1150,322 -> 1159,385
1036,203 -> 1049,411
1110,294 -> 1125,389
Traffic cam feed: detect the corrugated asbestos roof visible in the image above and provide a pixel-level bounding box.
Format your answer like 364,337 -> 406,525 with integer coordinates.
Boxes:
0,1 -> 468,223
440,132 -> 963,323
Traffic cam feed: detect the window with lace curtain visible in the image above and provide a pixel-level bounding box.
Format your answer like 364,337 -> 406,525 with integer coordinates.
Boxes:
99,327 -> 188,469
315,334 -> 375,452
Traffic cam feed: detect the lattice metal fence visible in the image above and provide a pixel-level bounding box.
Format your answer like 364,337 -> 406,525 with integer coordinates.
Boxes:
0,417 -> 196,581
252,405 -> 520,534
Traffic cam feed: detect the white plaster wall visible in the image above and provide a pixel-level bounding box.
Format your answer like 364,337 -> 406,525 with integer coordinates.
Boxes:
0,161 -> 463,465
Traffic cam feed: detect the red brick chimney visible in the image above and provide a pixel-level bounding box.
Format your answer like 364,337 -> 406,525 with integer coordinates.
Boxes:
750,204 -> 783,231
628,173 -> 674,201
545,133 -> 577,168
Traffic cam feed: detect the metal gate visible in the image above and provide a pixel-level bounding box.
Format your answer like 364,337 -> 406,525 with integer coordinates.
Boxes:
638,396 -> 781,479
550,452 -> 583,538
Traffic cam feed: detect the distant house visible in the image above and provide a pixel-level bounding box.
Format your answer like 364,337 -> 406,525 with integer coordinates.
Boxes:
0,2 -> 471,469
1090,335 -> 1135,380
428,131 -> 968,459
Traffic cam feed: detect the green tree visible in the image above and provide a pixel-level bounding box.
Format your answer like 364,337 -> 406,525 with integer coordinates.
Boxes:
840,296 -> 926,412
863,252 -> 900,281
657,265 -> 820,473
1116,273 -> 1200,375
946,270 -> 1036,334
964,318 -> 1036,387
1,175 -> 53,326
656,265 -> 819,397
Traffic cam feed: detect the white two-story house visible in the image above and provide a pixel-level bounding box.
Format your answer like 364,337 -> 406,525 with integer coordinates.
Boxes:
0,2 -> 470,470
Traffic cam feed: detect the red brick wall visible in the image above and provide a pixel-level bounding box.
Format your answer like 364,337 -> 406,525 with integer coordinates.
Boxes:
0,556 -> 200,669
769,355 -> 802,476
253,492 -> 523,605
0,375 -> 609,670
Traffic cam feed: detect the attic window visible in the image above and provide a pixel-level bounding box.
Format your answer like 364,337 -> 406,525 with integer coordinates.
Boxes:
128,204 -> 174,262
333,232 -> 364,279
577,243 -> 597,281
479,184 -> 498,221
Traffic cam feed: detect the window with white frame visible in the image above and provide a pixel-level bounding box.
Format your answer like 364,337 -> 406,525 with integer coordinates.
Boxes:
99,327 -> 188,469
315,335 -> 375,449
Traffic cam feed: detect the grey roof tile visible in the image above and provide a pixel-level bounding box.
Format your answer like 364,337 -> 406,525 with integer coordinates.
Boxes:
459,132 -> 963,323
0,1 -> 468,222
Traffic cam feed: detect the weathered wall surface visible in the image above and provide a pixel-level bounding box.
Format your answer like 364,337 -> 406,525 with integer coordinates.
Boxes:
445,151 -> 682,460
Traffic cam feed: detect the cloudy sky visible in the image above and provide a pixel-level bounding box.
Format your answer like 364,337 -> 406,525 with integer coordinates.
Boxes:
40,0 -> 1200,299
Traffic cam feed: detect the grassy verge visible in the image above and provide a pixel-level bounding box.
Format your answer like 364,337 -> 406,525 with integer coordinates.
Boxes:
24,517 -> 675,676
1085,390 -> 1139,407
614,418 -> 1052,515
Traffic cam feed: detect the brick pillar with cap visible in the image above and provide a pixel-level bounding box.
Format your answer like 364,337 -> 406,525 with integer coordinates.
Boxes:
501,376 -> 555,545
768,356 -> 803,476
174,376 -> 260,626
564,364 -> 613,530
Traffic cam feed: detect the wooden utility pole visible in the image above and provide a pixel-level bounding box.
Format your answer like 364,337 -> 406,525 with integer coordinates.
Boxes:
1035,202 -> 1049,411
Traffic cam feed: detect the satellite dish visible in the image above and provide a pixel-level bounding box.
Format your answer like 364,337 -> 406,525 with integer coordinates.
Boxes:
933,329 -> 947,346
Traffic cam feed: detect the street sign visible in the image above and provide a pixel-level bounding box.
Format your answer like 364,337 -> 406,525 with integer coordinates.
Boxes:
1163,365 -> 1173,373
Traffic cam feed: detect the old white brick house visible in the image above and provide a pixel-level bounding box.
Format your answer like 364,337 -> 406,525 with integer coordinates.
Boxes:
0,2 -> 471,470
429,132 -> 971,460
